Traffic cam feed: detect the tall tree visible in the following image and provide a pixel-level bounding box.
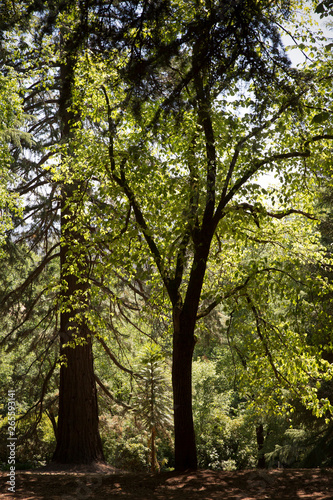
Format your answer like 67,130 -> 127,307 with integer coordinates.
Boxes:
2,0 -> 333,471
0,0 -> 106,463
88,0 -> 333,470
52,3 -> 105,463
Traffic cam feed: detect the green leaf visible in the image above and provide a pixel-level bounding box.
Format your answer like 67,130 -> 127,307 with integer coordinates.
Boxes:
311,112 -> 331,124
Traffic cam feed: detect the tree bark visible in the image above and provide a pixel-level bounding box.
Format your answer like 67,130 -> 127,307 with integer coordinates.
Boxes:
53,325 -> 104,463
171,231 -> 214,471
256,423 -> 266,469
53,166 -> 104,464
172,308 -> 198,471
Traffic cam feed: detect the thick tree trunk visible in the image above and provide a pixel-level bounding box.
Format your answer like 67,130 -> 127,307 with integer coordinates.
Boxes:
53,192 -> 105,463
172,309 -> 197,471
171,233 -> 214,471
53,328 -> 104,463
53,184 -> 105,464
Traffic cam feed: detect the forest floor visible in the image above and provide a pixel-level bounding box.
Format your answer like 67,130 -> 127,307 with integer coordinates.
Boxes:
1,464 -> 333,499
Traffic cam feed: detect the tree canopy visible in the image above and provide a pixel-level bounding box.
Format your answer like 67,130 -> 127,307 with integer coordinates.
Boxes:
1,0 -> 333,472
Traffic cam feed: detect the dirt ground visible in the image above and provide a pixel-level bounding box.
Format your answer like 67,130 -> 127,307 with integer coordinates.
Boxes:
1,464 -> 333,500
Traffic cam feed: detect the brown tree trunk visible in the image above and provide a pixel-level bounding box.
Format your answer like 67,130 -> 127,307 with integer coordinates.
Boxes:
171,232 -> 214,471
256,423 -> 266,469
53,327 -> 104,463
53,183 -> 104,464
172,308 -> 198,471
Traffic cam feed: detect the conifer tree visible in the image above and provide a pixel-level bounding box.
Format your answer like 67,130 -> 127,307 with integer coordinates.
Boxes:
0,0 -> 106,464
134,344 -> 173,472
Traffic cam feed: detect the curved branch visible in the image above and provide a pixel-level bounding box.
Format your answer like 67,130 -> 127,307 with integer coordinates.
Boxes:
0,244 -> 60,309
197,277 -> 251,320
17,359 -> 58,430
232,202 -> 318,221
245,294 -> 292,387
225,150 -> 311,208
95,374 -> 132,410
96,335 -> 135,377
101,85 -> 172,298
1,290 -> 57,347
197,265 -> 307,320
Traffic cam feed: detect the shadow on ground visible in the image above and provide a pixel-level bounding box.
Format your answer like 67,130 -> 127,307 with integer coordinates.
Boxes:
1,466 -> 333,499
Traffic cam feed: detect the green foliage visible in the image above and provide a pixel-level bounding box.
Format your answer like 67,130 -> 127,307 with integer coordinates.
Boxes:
133,344 -> 172,425
265,428 -> 308,468
192,358 -> 257,470
97,340 -> 174,472
0,245 -> 59,467
100,416 -> 150,471
1,0 -> 333,470
302,423 -> 333,467
0,72 -> 24,251
133,343 -> 173,471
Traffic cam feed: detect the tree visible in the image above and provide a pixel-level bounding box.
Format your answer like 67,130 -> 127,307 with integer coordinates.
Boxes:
133,343 -> 173,472
52,3 -> 106,464
2,0 -> 333,471
0,1 -> 106,464
89,0 -> 333,470
0,0 -> 184,465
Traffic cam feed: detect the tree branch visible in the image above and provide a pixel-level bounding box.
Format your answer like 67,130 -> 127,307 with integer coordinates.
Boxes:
216,93 -> 314,223
95,374 -> 132,410
0,244 -> 60,310
246,294 -> 292,387
101,85 -> 172,299
96,335 -> 135,377
197,265 -> 307,320
233,202 -> 318,221
194,71 -> 216,225
197,277 -> 251,320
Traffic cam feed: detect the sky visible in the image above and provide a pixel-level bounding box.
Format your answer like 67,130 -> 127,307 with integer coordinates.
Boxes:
258,8 -> 332,190
283,6 -> 333,67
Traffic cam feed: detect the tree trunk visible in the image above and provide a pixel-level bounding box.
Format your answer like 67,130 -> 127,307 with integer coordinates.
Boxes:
171,233 -> 214,471
172,309 -> 197,471
53,188 -> 105,463
151,425 -> 156,473
53,328 -> 104,463
256,423 -> 266,469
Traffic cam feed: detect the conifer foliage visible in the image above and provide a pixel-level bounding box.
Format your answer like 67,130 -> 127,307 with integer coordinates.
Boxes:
134,344 -> 173,472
